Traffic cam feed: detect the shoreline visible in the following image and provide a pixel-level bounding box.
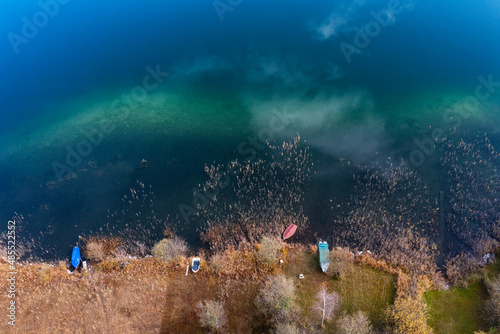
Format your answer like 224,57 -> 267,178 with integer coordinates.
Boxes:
1,236 -> 498,333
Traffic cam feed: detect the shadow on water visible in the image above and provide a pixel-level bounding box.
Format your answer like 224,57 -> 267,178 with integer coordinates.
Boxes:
3,132 -> 254,259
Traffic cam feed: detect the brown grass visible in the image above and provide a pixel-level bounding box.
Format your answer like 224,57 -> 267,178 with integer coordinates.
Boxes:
1,258 -> 170,334
0,244 -> 397,334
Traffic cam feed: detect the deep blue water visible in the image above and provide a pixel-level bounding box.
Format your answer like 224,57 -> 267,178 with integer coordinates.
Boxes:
1,0 -> 500,258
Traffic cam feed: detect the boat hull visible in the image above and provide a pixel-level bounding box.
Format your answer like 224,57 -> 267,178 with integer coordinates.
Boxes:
191,257 -> 200,273
283,224 -> 298,240
318,242 -> 329,273
71,247 -> 81,269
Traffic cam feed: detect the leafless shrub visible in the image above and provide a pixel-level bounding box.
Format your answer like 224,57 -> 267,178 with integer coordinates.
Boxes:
255,274 -> 299,324
273,323 -> 302,334
257,236 -> 282,265
84,241 -> 105,262
151,237 -> 188,262
445,252 -> 480,286
311,285 -> 341,326
196,299 -> 227,333
337,311 -> 372,334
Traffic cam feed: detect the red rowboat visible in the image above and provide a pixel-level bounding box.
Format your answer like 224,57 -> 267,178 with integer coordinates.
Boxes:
283,224 -> 298,240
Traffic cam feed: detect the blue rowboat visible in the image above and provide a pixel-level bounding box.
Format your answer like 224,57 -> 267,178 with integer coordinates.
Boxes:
71,246 -> 81,269
191,257 -> 200,273
318,241 -> 329,273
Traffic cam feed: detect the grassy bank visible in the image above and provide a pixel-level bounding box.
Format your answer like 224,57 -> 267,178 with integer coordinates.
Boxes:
425,257 -> 500,334
425,282 -> 489,334
0,244 -> 396,333
283,247 -> 396,331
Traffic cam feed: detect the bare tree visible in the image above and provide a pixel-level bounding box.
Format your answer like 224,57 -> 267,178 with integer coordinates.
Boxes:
311,285 -> 341,327
255,274 -> 299,324
196,300 -> 227,333
337,311 -> 372,334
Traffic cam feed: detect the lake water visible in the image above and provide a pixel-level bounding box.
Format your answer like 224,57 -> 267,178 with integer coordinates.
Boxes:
1,0 -> 499,258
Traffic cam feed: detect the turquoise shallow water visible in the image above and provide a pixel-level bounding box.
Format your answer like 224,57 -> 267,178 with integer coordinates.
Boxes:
1,0 -> 499,258
1,80 -> 498,257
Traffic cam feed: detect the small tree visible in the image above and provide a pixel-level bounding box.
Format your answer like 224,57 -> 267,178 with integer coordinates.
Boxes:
255,274 -> 299,324
383,297 -> 433,334
151,237 -> 188,262
196,300 -> 227,333
257,236 -> 281,265
337,311 -> 372,334
311,285 -> 341,326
